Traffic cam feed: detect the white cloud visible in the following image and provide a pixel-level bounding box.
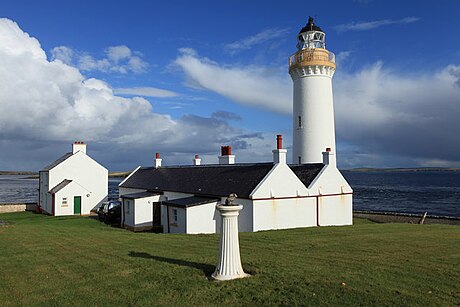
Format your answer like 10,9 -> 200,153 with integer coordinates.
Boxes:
335,50 -> 353,65
106,45 -> 131,62
114,87 -> 178,98
174,48 -> 291,114
225,28 -> 289,54
51,44 -> 148,74
335,17 -> 420,32
334,63 -> 460,167
0,18 -> 274,170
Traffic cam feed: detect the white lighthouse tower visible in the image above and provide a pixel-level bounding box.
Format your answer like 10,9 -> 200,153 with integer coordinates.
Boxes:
289,17 -> 337,166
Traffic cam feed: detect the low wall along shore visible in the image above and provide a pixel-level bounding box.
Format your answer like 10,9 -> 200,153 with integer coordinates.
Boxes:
0,203 -> 37,213
354,211 -> 460,226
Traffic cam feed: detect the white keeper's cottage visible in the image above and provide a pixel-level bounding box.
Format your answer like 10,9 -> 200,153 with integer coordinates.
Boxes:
119,136 -> 352,233
39,142 -> 108,216
118,17 -> 353,234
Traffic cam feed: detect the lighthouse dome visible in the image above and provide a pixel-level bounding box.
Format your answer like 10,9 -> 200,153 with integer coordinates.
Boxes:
299,17 -> 323,34
297,17 -> 326,50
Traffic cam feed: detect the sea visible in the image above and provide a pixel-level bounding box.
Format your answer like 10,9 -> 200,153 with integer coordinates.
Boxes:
0,171 -> 459,217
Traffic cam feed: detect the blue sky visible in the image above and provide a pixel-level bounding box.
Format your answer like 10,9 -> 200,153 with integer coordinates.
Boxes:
0,0 -> 459,171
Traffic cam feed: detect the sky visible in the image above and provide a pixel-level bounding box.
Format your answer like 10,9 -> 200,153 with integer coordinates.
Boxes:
0,0 -> 459,171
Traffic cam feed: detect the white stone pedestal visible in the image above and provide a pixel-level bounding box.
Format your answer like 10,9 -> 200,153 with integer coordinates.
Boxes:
211,204 -> 250,281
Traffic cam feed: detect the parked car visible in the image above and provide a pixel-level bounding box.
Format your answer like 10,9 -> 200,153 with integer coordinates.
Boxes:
97,200 -> 121,224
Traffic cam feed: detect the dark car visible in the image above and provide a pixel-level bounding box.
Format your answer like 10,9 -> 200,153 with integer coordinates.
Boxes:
97,200 -> 121,224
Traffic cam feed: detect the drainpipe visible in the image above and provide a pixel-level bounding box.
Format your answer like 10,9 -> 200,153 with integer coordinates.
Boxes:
166,204 -> 170,233
316,196 -> 320,226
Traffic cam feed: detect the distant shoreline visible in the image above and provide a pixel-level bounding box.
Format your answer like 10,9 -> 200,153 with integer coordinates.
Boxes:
0,171 -> 131,179
2,167 -> 460,176
343,167 -> 460,172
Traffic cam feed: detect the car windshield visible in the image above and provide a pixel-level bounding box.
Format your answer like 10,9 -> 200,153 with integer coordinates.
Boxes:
108,201 -> 121,210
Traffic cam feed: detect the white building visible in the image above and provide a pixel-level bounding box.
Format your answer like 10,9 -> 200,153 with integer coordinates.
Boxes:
39,142 -> 108,216
119,136 -> 352,233
118,18 -> 353,233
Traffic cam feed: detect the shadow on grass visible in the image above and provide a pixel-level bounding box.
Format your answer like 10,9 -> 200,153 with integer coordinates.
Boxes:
129,251 -> 215,277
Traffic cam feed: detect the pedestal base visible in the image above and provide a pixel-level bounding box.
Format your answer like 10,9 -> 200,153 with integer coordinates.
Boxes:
212,204 -> 250,281
211,271 -> 250,281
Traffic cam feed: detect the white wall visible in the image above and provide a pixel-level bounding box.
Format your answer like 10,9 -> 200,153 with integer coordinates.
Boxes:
54,182 -> 88,216
309,165 -> 353,226
251,163 -> 309,199
48,151 -> 108,215
318,194 -> 353,226
308,165 -> 352,195
133,195 -> 161,228
253,197 -> 317,231
186,201 -> 219,234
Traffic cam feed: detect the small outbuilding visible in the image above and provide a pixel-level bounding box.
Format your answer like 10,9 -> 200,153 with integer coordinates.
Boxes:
39,142 -> 108,216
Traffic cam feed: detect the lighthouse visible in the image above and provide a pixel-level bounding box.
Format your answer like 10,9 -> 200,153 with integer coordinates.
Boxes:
289,17 -> 337,166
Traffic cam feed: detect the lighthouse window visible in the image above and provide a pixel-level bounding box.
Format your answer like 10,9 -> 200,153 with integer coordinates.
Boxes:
298,116 -> 302,128
298,156 -> 302,164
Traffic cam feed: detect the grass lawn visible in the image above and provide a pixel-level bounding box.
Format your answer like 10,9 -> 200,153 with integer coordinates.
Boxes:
0,212 -> 458,306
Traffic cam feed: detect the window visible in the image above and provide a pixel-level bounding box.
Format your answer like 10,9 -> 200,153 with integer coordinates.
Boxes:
298,116 -> 302,128
298,156 -> 302,164
62,197 -> 68,207
172,209 -> 178,223
126,200 -> 130,214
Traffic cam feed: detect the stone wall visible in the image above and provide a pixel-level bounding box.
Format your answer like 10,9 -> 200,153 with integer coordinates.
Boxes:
0,203 -> 37,213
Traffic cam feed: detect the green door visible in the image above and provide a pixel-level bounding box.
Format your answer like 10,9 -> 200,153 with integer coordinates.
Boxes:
74,196 -> 81,215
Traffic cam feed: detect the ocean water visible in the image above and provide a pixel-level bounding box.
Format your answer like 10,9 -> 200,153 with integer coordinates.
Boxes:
0,175 -> 122,204
0,171 -> 459,217
342,171 -> 460,217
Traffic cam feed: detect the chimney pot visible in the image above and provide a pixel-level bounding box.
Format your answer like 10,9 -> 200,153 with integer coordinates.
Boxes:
276,135 -> 283,150
219,146 -> 235,164
221,145 -> 232,156
154,152 -> 162,168
193,154 -> 201,166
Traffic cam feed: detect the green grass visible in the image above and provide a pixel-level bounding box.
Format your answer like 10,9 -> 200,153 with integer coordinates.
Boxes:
0,212 -> 458,306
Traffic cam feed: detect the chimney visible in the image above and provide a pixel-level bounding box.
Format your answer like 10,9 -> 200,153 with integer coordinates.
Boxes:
72,141 -> 87,154
193,154 -> 201,166
155,152 -> 162,168
218,146 -> 235,165
322,147 -> 336,166
272,135 -> 287,164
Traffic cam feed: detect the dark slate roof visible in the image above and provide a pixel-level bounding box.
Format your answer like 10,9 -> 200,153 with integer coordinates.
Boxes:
299,17 -> 323,33
41,152 -> 73,171
121,191 -> 162,199
120,163 -> 275,198
289,163 -> 324,188
49,179 -> 72,194
120,162 -> 326,199
163,196 -> 219,208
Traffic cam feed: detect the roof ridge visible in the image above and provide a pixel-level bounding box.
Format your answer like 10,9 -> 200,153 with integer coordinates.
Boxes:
140,162 -> 274,170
